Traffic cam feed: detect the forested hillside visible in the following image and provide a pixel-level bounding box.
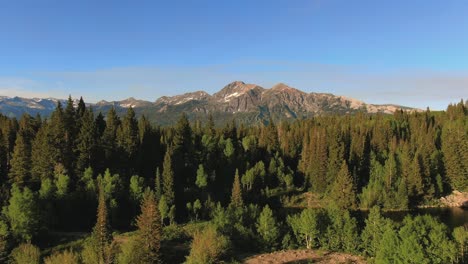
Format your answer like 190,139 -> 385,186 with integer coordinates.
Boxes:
0,96 -> 466,263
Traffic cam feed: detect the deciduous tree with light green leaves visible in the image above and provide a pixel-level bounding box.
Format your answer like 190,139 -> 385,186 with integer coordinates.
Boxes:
195,164 -> 208,190
10,242 -> 40,264
256,205 -> 279,251
287,208 -> 321,249
3,185 -> 41,242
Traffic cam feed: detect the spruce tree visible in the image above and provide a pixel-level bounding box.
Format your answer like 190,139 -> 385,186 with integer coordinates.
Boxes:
77,96 -> 86,118
9,133 -> 31,186
92,181 -> 112,264
162,149 -> 175,206
330,161 -> 356,209
135,190 -> 161,263
230,169 -> 243,208
154,167 -> 161,200
361,206 -> 392,257
117,107 -> 139,175
31,125 -> 55,182
101,107 -> 120,171
76,108 -> 97,175
0,220 -> 9,262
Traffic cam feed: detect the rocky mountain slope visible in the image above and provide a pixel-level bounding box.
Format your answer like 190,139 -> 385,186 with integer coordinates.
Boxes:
0,81 -> 416,124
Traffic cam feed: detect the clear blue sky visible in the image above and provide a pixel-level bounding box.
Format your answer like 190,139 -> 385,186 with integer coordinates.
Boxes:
1,0 -> 467,109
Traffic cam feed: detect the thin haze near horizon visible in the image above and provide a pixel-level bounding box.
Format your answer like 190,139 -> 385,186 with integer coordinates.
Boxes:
1,0 -> 468,110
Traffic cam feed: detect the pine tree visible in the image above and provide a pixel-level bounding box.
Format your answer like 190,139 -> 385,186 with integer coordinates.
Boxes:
230,169 -> 243,208
158,195 -> 169,225
154,168 -> 162,200
31,125 -> 55,182
117,107 -> 139,174
135,190 -> 161,264
9,133 -> 31,186
375,224 -> 400,264
77,96 -> 86,118
0,220 -> 9,262
330,161 -> 356,209
361,206 -> 392,257
48,102 -> 68,171
92,182 -> 112,263
162,149 -> 175,206
63,97 -> 78,176
101,107 -> 120,171
76,108 -> 97,175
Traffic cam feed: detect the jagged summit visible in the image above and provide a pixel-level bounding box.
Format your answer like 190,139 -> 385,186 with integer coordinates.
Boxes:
213,81 -> 264,102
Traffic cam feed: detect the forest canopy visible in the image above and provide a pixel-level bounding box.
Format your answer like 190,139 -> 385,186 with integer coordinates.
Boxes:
0,97 -> 466,263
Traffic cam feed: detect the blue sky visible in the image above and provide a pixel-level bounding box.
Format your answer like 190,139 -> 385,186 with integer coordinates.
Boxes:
1,0 -> 467,109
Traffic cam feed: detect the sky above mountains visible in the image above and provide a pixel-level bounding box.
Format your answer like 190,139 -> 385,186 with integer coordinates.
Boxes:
1,0 -> 467,110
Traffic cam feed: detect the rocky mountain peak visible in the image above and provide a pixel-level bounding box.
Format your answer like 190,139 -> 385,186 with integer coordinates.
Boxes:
213,81 -> 264,102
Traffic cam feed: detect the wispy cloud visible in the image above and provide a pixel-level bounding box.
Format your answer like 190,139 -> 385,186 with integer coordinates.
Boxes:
0,62 -> 466,110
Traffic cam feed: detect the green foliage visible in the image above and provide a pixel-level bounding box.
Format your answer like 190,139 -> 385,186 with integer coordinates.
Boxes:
186,225 -> 230,264
195,164 -> 208,189
54,164 -> 70,198
158,195 -> 169,225
97,169 -> 122,210
162,149 -> 175,206
39,178 -> 55,200
8,133 -> 31,186
453,226 -> 467,263
81,236 -> 116,264
44,250 -> 80,264
375,224 -> 400,264
287,208 -> 321,249
256,205 -> 279,251
323,206 -> 359,253
375,215 -> 458,264
76,107 -> 97,175
2,185 -> 41,242
0,220 -> 9,262
134,190 -> 161,263
399,215 -> 456,263
241,161 -> 266,191
223,138 -> 235,159
129,175 -> 145,202
360,206 -> 392,257
230,170 -> 243,208
329,161 -> 356,210
10,242 -> 40,264
188,199 -> 202,221
81,166 -> 96,194
169,205 -> 176,225
117,237 -> 144,264
154,168 -> 162,200
0,96 -> 466,263
86,182 -> 114,264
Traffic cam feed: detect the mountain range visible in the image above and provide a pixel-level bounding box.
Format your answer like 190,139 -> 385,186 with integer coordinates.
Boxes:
0,81 -> 416,125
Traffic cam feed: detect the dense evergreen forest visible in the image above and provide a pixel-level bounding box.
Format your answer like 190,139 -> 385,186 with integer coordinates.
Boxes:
0,96 -> 466,263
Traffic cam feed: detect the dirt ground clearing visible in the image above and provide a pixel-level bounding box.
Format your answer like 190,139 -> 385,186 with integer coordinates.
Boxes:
243,249 -> 367,264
